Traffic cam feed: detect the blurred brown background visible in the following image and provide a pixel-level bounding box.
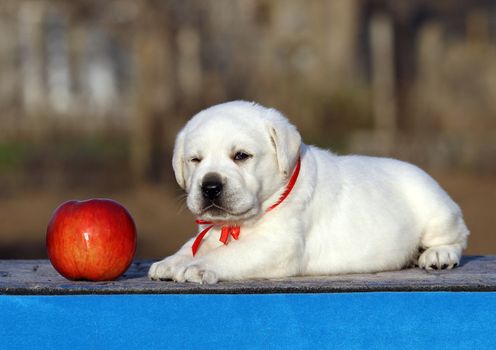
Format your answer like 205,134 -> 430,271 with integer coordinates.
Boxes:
0,0 -> 495,259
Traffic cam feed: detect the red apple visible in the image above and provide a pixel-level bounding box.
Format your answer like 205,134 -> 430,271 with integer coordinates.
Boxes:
46,199 -> 137,281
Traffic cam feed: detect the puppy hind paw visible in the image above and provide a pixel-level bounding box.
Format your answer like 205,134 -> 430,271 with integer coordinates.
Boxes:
418,245 -> 460,270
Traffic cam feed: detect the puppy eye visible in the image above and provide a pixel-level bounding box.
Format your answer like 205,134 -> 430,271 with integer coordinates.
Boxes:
233,152 -> 252,162
190,157 -> 202,163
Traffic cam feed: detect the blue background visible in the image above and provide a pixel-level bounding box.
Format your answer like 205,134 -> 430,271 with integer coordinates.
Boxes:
1,292 -> 495,349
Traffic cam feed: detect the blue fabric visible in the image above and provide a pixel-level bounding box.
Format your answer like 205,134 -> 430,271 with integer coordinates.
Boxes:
1,292 -> 495,349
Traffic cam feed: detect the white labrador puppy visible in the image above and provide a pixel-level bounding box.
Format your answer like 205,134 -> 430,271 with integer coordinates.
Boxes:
149,101 -> 469,284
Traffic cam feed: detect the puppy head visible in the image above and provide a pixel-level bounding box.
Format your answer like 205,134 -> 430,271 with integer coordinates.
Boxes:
173,101 -> 301,223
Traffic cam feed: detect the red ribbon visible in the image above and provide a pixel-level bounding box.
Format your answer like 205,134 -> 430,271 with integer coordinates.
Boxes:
191,157 -> 301,256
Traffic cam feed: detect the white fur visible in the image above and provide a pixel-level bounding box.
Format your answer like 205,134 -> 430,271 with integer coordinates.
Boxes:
149,101 -> 469,283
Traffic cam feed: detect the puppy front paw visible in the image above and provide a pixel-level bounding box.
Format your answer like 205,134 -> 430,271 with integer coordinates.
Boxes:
183,264 -> 218,284
148,260 -> 173,281
148,256 -> 192,281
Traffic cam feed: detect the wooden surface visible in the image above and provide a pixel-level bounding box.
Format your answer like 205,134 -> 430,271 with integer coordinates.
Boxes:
1,256 -> 495,295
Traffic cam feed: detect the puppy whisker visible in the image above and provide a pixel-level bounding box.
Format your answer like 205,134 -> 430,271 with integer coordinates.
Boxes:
174,193 -> 189,215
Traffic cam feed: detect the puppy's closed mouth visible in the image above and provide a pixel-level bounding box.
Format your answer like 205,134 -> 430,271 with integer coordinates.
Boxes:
201,203 -> 249,216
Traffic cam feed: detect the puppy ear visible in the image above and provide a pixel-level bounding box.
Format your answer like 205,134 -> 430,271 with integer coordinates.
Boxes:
267,110 -> 302,176
172,129 -> 187,189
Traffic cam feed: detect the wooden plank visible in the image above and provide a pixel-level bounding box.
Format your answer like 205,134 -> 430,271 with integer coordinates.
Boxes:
1,256 -> 496,295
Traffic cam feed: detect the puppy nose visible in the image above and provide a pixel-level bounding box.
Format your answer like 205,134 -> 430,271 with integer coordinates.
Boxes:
201,173 -> 223,200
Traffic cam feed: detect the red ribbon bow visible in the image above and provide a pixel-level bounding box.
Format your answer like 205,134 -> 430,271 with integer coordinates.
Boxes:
191,157 -> 301,256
